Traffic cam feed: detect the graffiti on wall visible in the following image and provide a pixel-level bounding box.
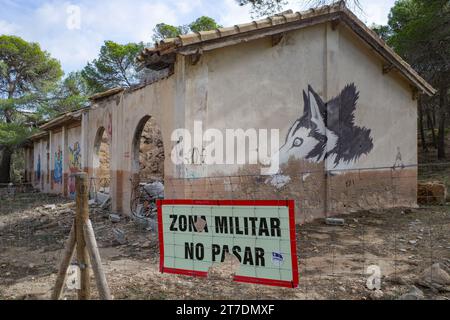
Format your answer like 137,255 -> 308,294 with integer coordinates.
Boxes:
53,146 -> 63,184
267,83 -> 374,187
36,154 -> 41,181
275,83 -> 373,168
68,142 -> 82,196
393,147 -> 405,170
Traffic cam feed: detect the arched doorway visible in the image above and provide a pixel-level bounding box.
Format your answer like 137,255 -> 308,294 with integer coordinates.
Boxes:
93,127 -> 111,201
130,116 -> 165,224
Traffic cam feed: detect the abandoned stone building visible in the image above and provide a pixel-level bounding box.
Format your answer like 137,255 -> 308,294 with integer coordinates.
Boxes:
22,3 -> 435,223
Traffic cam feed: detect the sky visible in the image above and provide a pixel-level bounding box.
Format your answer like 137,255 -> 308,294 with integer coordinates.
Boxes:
0,0 -> 395,74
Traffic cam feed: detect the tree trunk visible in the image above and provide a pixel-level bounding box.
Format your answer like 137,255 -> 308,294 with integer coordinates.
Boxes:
0,147 -> 12,183
437,86 -> 448,160
418,96 -> 427,151
427,108 -> 437,148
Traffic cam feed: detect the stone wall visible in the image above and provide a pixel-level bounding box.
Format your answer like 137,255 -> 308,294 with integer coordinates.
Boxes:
139,120 -> 164,181
98,136 -> 110,181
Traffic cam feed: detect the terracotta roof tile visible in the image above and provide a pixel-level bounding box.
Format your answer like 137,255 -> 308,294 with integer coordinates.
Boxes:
178,33 -> 201,46
138,2 -> 436,96
236,21 -> 258,33
218,26 -> 239,37
199,29 -> 220,41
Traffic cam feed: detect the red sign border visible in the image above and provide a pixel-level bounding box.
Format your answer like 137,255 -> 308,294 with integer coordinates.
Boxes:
157,199 -> 299,289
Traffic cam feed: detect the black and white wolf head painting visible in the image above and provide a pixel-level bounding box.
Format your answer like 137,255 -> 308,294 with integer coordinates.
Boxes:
267,83 -> 373,180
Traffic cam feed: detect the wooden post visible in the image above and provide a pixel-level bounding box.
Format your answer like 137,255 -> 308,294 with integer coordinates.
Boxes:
75,173 -> 90,300
84,220 -> 112,300
52,172 -> 112,300
51,223 -> 76,300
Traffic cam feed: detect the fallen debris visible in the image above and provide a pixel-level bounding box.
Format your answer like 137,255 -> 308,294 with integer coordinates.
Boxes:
112,228 -> 127,245
1,192 -> 449,300
418,182 -> 447,205
369,289 -> 384,300
325,218 -> 345,226
133,215 -> 157,232
398,286 -> 424,300
109,214 -> 121,224
421,263 -> 450,287
100,197 -> 112,210
142,182 -> 164,200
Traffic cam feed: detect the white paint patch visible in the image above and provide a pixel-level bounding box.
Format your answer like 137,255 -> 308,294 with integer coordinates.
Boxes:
302,173 -> 311,182
266,174 -> 291,189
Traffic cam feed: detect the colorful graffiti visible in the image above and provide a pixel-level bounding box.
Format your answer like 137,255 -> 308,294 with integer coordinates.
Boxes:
53,146 -> 63,184
68,142 -> 82,196
36,154 -> 41,181
69,142 -> 82,169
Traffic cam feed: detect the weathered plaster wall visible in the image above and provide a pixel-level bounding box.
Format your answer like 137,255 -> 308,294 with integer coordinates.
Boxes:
333,24 -> 417,169
66,125 -> 83,198
180,24 -> 328,178
25,21 -> 419,222
30,124 -> 83,197
50,130 -> 63,194
324,24 -> 418,214
173,22 -> 418,222
84,77 -> 176,214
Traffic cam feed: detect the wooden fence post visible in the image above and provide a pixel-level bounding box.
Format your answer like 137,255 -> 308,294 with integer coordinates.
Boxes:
84,220 -> 112,300
51,224 -> 76,300
75,173 -> 91,300
53,172 -> 111,300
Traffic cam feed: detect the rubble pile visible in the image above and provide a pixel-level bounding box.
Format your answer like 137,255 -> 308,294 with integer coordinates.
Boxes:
132,181 -> 164,233
139,121 -> 164,181
418,182 -> 447,205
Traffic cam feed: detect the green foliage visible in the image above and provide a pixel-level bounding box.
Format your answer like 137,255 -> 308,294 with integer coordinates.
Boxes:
371,24 -> 391,42
152,16 -> 221,42
10,149 -> 25,183
189,16 -> 222,33
236,0 -> 287,16
152,23 -> 186,42
48,72 -> 90,116
0,35 -> 63,100
236,0 -> 361,17
81,41 -> 145,93
380,0 -> 450,86
0,122 -> 37,147
0,35 -> 62,153
382,0 -> 449,159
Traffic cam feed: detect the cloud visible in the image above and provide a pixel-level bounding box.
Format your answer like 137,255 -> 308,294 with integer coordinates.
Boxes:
218,0 -> 254,26
0,0 -> 182,73
0,0 -> 395,73
0,20 -> 19,34
174,0 -> 203,15
360,0 -> 394,25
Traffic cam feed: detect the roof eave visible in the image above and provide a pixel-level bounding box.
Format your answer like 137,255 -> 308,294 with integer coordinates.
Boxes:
28,131 -> 49,142
39,111 -> 82,131
339,8 -> 436,96
138,4 -> 436,97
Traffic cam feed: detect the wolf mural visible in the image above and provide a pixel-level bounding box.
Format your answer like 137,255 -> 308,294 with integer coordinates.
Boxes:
267,83 -> 373,186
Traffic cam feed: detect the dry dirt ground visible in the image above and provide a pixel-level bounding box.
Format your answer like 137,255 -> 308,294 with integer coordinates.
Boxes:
0,192 -> 449,300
